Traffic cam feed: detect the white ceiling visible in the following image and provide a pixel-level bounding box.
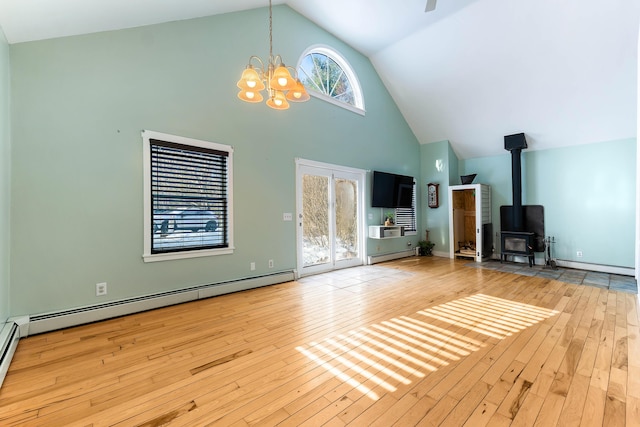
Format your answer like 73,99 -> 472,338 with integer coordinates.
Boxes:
0,0 -> 638,159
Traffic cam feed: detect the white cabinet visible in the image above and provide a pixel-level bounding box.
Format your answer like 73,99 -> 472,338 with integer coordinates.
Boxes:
448,184 -> 492,262
368,225 -> 404,239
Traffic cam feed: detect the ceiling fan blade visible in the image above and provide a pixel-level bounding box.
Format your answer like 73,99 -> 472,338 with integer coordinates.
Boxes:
425,0 -> 437,12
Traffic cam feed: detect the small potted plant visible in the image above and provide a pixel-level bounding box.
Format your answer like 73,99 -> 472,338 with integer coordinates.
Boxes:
384,211 -> 395,226
417,240 -> 435,256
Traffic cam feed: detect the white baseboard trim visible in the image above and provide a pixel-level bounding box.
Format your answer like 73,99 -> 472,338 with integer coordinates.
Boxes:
26,271 -> 295,336
432,250 -> 449,258
367,250 -> 415,265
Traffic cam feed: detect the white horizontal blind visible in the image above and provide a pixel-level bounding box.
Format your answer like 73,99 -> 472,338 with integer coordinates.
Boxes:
150,139 -> 229,253
481,185 -> 492,224
395,181 -> 416,234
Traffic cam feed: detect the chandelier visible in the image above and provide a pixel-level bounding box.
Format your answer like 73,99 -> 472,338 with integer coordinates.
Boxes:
236,0 -> 310,110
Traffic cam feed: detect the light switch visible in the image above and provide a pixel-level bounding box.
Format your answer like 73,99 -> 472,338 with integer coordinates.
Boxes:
283,213 -> 293,221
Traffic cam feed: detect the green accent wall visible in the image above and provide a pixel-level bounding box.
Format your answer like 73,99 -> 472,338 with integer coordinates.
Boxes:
459,138 -> 636,267
419,140 -> 458,253
0,26 -> 9,322
8,6 -> 420,316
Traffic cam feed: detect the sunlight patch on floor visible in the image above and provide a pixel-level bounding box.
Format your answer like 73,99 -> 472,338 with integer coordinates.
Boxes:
418,294 -> 560,339
296,293 -> 560,401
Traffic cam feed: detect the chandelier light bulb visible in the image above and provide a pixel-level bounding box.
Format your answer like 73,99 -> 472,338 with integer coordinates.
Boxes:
270,65 -> 296,91
266,90 -> 289,110
238,89 -> 263,103
286,79 -> 310,102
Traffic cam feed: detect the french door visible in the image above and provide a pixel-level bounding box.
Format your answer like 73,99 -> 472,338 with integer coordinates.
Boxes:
296,159 -> 366,276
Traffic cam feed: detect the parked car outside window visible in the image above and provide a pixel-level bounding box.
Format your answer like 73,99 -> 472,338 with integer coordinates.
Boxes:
154,209 -> 218,234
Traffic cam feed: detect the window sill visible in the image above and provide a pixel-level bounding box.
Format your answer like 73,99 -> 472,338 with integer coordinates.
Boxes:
143,247 -> 234,263
309,91 -> 365,116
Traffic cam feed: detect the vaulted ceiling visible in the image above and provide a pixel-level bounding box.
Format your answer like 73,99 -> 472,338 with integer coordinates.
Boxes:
0,0 -> 638,159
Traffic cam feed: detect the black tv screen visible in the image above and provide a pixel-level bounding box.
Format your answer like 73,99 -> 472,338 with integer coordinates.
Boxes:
372,171 -> 414,208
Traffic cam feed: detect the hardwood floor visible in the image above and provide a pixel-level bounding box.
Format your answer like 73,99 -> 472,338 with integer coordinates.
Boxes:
0,256 -> 638,426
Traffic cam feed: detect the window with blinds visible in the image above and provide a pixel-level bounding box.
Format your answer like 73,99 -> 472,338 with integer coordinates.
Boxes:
395,181 -> 417,235
143,131 -> 233,261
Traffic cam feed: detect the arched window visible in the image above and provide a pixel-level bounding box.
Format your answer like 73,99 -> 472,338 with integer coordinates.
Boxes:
297,45 -> 365,115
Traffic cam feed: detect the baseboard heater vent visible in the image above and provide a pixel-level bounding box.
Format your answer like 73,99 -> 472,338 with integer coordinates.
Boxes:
28,270 -> 295,336
368,249 -> 415,265
0,322 -> 20,388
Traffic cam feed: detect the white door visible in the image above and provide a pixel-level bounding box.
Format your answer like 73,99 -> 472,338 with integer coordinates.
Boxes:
296,159 -> 365,276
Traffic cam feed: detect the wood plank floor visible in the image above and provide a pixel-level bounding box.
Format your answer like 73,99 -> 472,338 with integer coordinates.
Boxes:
1,257 -> 639,426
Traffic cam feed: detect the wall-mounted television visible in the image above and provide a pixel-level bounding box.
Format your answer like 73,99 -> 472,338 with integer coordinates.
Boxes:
371,170 -> 414,208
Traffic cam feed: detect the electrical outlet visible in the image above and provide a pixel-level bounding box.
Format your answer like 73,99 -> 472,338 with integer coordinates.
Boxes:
96,282 -> 107,296
250,262 -> 256,271
268,259 -> 274,268
577,251 -> 583,258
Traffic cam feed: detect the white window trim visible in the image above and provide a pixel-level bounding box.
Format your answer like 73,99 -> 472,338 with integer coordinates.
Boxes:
297,44 -> 366,116
142,130 -> 234,262
308,91 -> 366,116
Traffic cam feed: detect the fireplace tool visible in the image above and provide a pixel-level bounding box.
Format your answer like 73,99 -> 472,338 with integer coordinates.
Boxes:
544,236 -> 557,269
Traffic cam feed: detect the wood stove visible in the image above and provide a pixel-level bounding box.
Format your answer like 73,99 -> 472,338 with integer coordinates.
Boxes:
501,231 -> 535,267
500,133 -> 543,267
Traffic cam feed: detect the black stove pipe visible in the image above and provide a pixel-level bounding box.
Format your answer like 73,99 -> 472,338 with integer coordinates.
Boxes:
504,133 -> 528,231
510,148 -> 524,231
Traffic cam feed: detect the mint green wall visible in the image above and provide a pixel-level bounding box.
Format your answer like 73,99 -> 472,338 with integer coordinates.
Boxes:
460,138 -> 636,267
8,6 -> 420,316
0,26 -> 9,322
420,140 -> 457,253
448,143 -> 459,189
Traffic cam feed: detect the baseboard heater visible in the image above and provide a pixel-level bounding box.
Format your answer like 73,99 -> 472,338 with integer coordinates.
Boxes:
488,254 -> 635,276
554,259 -> 634,276
368,249 -> 415,265
27,270 -> 294,336
0,321 -> 21,388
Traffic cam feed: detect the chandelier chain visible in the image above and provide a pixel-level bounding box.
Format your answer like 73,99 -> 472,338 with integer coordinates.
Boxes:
269,0 -> 273,59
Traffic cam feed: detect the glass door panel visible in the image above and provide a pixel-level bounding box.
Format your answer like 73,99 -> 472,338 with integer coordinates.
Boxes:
302,174 -> 331,268
335,178 -> 359,262
296,161 -> 364,276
